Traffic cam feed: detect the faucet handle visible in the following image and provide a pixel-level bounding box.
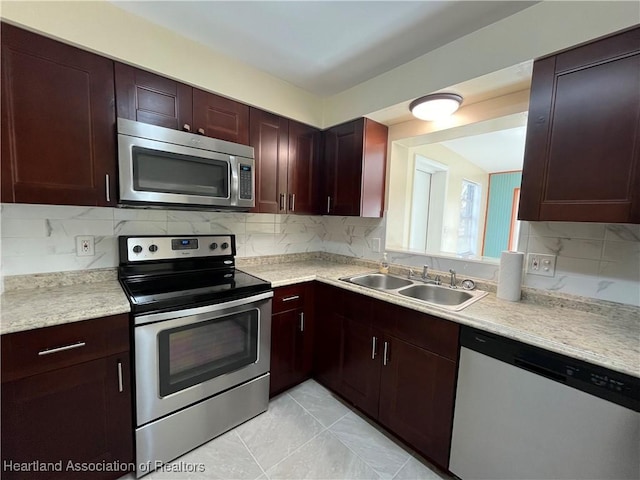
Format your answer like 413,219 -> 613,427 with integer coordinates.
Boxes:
422,264 -> 430,279
449,268 -> 456,274
408,268 -> 415,279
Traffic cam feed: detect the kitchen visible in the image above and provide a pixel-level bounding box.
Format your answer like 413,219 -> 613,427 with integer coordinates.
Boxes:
1,1 -> 639,479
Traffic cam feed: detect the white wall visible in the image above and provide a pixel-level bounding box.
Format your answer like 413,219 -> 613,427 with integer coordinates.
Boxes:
409,144 -> 489,255
323,1 -> 640,125
1,1 -> 636,127
0,1 -> 324,127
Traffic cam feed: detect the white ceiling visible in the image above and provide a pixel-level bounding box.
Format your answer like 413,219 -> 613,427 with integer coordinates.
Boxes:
441,125 -> 526,173
110,1 -> 537,97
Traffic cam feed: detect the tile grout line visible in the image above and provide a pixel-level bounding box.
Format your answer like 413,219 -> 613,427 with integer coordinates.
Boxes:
390,454 -> 413,480
233,429 -> 270,480
288,387 -> 406,480
326,417 -> 413,480
286,389 -> 351,430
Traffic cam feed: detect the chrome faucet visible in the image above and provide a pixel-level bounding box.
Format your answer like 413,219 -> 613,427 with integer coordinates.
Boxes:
422,265 -> 430,280
449,269 -> 457,288
407,265 -> 441,285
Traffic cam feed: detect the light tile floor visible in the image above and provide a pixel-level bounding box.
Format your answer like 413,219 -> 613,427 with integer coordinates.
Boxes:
120,379 -> 451,480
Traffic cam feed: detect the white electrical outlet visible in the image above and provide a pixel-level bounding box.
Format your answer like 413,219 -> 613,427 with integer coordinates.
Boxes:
527,253 -> 556,277
76,236 -> 95,257
372,238 -> 381,253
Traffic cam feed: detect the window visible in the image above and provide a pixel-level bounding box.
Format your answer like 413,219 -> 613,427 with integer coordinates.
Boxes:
457,180 -> 481,256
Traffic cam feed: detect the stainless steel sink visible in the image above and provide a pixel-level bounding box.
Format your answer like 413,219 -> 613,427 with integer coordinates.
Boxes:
340,272 -> 487,311
397,284 -> 472,305
346,273 -> 413,290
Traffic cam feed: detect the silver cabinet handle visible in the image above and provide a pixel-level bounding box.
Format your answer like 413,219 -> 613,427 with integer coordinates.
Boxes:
117,360 -> 124,393
371,336 -> 378,360
299,312 -> 304,332
280,193 -> 285,211
290,193 -> 296,212
281,295 -> 300,302
383,341 -> 389,366
38,341 -> 86,356
197,127 -> 205,135
327,196 -> 331,213
105,174 -> 110,202
183,123 -> 191,132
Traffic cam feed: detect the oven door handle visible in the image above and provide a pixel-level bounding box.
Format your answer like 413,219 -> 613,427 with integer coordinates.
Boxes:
134,291 -> 274,326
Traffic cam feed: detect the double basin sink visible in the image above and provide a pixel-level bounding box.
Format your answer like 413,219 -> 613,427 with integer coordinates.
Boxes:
341,272 -> 488,311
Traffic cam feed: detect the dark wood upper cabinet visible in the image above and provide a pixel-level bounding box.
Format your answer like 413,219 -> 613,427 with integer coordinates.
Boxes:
116,64 -> 249,144
1,23 -> 117,206
250,108 -> 321,214
323,117 -> 388,217
115,63 -> 192,131
288,119 -> 321,215
250,108 -> 289,213
519,26 -> 640,223
193,88 -> 249,144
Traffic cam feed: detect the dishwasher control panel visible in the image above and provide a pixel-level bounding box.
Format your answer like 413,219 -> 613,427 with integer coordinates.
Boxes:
461,327 -> 640,412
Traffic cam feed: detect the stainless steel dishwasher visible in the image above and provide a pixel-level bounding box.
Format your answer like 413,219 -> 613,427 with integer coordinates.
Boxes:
450,327 -> 640,480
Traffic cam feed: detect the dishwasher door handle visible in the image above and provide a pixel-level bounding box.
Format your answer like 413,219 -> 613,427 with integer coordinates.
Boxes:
514,358 -> 567,383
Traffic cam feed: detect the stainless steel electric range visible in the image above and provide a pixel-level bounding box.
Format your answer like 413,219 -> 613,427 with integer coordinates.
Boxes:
118,234 -> 272,478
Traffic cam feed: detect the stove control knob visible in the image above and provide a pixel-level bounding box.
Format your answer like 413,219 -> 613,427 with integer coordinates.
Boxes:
209,242 -> 218,250
221,242 -> 229,250
132,245 -> 143,254
149,244 -> 158,253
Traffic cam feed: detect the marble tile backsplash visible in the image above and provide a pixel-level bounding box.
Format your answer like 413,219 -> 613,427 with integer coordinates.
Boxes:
1,204 -> 639,306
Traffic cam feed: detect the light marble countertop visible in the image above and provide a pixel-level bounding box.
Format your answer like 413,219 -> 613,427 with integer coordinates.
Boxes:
2,257 -> 637,378
240,260 -> 640,378
0,280 -> 130,335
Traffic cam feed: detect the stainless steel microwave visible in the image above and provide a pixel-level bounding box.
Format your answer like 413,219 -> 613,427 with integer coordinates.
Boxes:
117,118 -> 255,209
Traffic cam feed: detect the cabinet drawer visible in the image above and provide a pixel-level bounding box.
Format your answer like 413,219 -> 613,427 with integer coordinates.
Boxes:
377,303 -> 459,361
1,313 -> 129,382
273,284 -> 307,314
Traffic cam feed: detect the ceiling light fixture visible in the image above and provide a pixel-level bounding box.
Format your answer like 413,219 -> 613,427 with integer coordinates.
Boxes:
409,93 -> 463,121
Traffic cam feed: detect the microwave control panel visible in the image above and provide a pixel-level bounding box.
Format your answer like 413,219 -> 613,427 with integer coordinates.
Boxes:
239,164 -> 253,200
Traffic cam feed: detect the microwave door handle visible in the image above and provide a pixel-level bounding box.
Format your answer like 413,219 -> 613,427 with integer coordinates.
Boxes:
230,156 -> 238,207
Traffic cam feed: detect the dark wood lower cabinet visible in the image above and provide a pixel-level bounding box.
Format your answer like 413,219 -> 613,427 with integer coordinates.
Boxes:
312,283 -> 343,392
270,284 -> 314,397
1,315 -> 133,479
340,310 -> 381,419
312,282 -> 460,470
378,336 -> 457,469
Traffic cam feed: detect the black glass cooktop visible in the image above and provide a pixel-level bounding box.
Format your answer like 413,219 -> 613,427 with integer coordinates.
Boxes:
120,267 -> 271,315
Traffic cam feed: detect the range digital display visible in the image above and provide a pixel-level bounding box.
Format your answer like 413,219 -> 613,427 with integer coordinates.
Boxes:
171,238 -> 199,250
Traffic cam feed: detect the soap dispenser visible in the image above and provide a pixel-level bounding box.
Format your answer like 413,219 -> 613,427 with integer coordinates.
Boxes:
379,253 -> 389,274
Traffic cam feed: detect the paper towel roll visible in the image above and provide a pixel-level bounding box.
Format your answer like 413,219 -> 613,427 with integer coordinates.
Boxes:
497,251 -> 524,302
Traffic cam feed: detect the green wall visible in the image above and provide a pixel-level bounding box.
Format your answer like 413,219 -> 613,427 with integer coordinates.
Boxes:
483,172 -> 522,258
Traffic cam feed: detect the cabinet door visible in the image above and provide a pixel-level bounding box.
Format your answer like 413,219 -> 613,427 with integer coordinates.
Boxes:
313,283 -> 343,392
250,108 -> 288,213
270,309 -> 302,396
519,27 -> 640,223
1,353 -> 133,480
115,63 -> 192,130
341,315 -> 381,419
192,88 -> 249,144
288,120 -> 321,214
324,119 -> 364,216
1,23 -> 116,206
378,336 -> 457,470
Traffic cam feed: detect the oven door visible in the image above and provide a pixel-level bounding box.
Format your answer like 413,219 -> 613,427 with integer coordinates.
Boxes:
134,292 -> 272,426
